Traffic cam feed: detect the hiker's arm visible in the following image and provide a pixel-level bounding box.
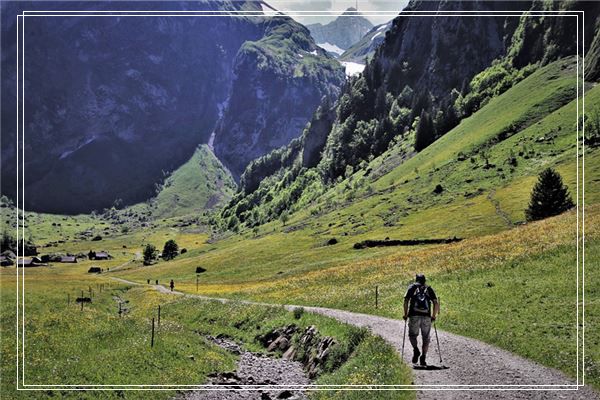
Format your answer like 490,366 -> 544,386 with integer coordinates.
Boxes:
403,298 -> 409,320
432,299 -> 440,320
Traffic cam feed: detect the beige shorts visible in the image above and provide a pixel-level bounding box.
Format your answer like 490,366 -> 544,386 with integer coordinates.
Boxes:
408,315 -> 432,345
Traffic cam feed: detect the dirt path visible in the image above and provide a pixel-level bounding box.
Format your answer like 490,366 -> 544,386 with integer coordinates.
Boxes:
111,278 -> 597,399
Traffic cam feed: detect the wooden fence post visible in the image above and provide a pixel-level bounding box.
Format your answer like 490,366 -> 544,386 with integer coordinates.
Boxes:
151,318 -> 155,348
158,305 -> 161,327
67,293 -> 70,305
375,286 -> 379,309
81,290 -> 84,311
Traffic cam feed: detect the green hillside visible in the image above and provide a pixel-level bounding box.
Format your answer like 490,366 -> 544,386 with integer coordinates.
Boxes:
151,145 -> 236,219
115,56 -> 597,285
111,57 -> 599,388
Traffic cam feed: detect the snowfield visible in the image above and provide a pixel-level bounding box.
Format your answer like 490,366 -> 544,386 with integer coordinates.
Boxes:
341,61 -> 365,76
317,42 -> 345,56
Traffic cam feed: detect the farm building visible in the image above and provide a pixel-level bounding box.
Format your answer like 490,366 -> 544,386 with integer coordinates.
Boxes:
94,251 -> 111,260
17,257 -> 43,267
60,256 -> 77,263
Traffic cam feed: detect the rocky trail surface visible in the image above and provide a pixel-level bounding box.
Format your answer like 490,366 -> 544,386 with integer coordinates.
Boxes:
111,278 -> 598,400
180,336 -> 308,400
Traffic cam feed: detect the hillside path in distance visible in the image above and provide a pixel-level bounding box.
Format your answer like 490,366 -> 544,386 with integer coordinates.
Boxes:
110,278 -> 597,400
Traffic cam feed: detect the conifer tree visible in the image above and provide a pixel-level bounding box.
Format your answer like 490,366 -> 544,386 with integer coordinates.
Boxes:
525,168 -> 574,221
415,110 -> 435,151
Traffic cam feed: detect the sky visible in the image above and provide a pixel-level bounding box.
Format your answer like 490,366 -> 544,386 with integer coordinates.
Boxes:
263,0 -> 409,25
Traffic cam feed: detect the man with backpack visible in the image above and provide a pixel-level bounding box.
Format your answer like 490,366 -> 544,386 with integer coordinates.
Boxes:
403,274 -> 439,366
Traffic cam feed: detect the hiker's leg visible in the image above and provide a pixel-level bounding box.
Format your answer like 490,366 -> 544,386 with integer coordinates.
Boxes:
421,317 -> 432,356
408,317 -> 419,349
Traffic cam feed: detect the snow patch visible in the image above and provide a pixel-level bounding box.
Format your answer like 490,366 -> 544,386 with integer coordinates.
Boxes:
317,42 -> 345,56
341,62 -> 365,77
371,32 -> 383,41
377,24 -> 388,31
309,49 -> 318,56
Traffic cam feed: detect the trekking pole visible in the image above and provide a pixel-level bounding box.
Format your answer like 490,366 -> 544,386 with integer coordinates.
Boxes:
401,318 -> 407,360
433,321 -> 443,364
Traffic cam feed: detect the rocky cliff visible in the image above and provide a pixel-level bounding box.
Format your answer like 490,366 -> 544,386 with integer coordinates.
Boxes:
0,1 -> 344,214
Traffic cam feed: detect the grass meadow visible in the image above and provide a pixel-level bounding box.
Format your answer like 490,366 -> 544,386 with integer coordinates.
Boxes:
0,258 -> 413,399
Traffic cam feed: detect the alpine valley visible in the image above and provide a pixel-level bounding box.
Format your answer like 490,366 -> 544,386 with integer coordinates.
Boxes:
1,1 -> 600,399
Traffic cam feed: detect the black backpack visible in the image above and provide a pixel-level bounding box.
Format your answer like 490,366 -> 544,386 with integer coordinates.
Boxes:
411,284 -> 430,314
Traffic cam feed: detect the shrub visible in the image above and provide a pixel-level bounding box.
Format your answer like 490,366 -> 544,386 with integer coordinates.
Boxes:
293,307 -> 304,320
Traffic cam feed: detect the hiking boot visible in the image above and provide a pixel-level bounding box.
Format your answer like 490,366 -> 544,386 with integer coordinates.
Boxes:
412,348 -> 421,364
420,354 -> 427,366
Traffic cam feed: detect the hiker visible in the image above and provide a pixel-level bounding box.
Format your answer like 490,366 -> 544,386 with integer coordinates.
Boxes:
155,279 -> 158,285
169,279 -> 174,292
147,279 -> 150,284
403,274 -> 439,366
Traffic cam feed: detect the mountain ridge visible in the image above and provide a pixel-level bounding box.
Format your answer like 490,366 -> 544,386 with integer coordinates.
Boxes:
0,1 -> 344,214
307,7 -> 374,51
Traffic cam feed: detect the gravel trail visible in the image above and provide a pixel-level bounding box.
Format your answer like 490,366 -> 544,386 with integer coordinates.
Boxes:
111,278 -> 597,399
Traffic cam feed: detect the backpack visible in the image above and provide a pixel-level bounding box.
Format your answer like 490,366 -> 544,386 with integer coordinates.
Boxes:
411,284 -> 430,314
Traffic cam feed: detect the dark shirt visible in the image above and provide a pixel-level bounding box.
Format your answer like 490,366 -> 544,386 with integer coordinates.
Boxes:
404,283 -> 437,317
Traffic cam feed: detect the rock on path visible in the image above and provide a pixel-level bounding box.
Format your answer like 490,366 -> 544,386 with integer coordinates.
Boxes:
110,278 -> 598,399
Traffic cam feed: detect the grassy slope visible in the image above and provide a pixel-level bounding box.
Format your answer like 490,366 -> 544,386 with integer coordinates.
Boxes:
151,145 -> 236,219
0,145 -> 235,246
110,58 -> 599,388
115,58 -> 594,287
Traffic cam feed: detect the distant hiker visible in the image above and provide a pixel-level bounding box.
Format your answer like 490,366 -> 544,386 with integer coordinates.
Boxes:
155,279 -> 158,285
169,279 -> 174,292
147,279 -> 150,284
403,274 -> 439,366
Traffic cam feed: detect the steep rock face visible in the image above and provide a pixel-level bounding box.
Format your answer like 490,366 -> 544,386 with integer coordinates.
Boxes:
507,0 -> 600,70
0,1 -> 344,213
213,18 -> 345,179
307,8 -> 373,50
375,0 -> 519,100
1,1 -> 264,214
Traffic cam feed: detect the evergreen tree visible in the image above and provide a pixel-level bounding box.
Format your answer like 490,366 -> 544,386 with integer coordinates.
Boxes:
415,110 -> 435,151
525,168 -> 574,221
162,240 -> 179,261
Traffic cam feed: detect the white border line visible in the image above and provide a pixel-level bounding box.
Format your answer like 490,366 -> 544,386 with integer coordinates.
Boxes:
13,8 -> 586,391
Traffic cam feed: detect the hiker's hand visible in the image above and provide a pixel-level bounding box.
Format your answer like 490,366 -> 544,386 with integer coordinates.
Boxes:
403,315 -> 408,321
